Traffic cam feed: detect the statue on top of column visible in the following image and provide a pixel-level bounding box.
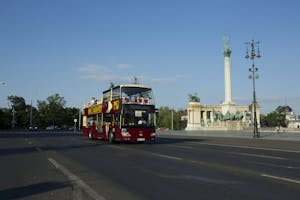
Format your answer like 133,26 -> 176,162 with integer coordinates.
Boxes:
224,35 -> 232,57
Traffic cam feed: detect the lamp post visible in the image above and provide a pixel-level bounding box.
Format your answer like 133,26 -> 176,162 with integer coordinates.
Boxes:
0,81 -> 6,108
78,107 -> 81,131
11,104 -> 16,129
245,39 -> 261,138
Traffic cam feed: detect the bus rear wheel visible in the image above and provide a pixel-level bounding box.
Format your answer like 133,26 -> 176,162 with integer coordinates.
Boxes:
88,131 -> 92,139
108,131 -> 114,144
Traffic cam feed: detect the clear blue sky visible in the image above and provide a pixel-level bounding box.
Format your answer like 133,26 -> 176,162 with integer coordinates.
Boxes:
1,0 -> 300,114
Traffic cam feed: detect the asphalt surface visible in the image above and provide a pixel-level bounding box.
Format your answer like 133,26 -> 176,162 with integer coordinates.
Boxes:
1,131 -> 300,200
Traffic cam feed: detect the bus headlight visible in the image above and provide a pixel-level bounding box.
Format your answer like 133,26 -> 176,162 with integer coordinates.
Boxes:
121,128 -> 131,137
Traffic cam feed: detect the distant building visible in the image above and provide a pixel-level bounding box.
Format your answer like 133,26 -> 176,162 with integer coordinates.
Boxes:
284,106 -> 300,129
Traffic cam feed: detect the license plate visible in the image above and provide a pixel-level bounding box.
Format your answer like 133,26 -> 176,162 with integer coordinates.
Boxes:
137,138 -> 145,142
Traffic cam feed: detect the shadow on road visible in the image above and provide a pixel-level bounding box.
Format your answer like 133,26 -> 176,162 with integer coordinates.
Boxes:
0,132 -> 100,156
0,131 -> 82,139
0,181 -> 70,200
0,143 -> 100,156
154,136 -> 206,145
0,132 -> 208,155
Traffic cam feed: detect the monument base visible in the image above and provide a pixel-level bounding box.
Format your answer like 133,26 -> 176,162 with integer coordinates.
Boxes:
185,123 -> 202,131
186,121 -> 248,131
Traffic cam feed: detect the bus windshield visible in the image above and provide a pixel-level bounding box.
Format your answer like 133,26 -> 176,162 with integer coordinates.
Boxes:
122,110 -> 155,128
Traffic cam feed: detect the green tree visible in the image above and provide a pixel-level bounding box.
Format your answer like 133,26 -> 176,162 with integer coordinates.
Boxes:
37,93 -> 66,128
173,109 -> 187,130
7,96 -> 28,128
260,114 -> 267,127
29,105 -> 41,128
157,107 -> 187,130
157,107 -> 172,129
1,94 -> 80,130
64,107 -> 79,128
263,105 -> 288,127
0,108 -> 12,129
275,105 -> 292,114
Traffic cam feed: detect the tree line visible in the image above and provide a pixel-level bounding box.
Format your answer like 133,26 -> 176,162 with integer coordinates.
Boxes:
0,93 -> 188,130
0,94 -> 79,129
260,105 -> 297,128
0,93 -> 295,130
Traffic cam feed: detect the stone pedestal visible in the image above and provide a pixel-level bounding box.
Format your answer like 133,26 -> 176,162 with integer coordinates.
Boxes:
185,102 -> 202,130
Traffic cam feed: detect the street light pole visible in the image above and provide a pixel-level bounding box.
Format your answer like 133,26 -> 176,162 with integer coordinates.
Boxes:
171,108 -> 174,130
30,100 -> 33,128
11,104 -> 16,129
78,106 -> 82,131
245,39 -> 261,138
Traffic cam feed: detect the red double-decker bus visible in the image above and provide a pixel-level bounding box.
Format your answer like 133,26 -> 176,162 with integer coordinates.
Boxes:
82,84 -> 156,143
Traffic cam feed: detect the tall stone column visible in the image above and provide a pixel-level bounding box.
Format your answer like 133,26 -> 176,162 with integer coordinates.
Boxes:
223,35 -> 232,105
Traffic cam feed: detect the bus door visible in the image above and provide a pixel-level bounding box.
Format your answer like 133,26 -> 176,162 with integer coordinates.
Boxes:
103,114 -> 112,139
96,113 -> 103,133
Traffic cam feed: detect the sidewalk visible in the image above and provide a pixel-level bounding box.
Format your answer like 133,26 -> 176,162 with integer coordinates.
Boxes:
157,130 -> 300,141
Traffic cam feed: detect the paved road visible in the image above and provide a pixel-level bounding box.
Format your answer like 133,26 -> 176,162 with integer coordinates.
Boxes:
157,129 -> 300,141
1,131 -> 300,200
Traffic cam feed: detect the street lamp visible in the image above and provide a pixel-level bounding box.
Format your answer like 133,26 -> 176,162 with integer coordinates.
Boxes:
11,104 -> 16,129
245,39 -> 261,138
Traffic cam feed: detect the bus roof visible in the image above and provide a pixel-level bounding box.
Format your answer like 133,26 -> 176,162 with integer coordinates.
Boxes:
102,84 -> 152,94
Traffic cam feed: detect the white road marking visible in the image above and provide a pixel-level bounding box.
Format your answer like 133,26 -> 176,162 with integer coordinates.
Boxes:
25,138 -> 32,145
48,158 -> 106,200
261,174 -> 300,185
35,147 -> 42,152
84,141 -> 97,144
151,153 -> 182,160
188,142 -> 300,154
247,161 -> 300,170
172,145 -> 194,150
161,174 -> 242,185
150,151 -> 300,185
108,145 -> 122,149
230,152 -> 287,160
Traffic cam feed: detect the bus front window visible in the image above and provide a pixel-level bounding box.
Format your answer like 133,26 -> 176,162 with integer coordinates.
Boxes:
123,110 -> 155,127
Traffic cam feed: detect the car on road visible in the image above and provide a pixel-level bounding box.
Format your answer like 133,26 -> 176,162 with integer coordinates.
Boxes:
45,125 -> 55,130
28,126 -> 38,131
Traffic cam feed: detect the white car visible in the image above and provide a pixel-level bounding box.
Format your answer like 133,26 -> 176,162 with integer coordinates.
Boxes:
45,125 -> 55,130
29,126 -> 38,131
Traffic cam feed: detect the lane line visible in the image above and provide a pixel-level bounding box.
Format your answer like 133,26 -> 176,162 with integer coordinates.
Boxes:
151,151 -> 300,185
151,153 -> 182,160
150,152 -> 300,185
150,144 -> 300,185
35,147 -> 42,152
171,144 -> 194,150
247,161 -> 300,170
84,141 -> 97,144
188,142 -> 300,154
230,152 -> 287,160
25,138 -> 33,145
108,145 -> 122,149
261,174 -> 300,185
48,158 -> 106,200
